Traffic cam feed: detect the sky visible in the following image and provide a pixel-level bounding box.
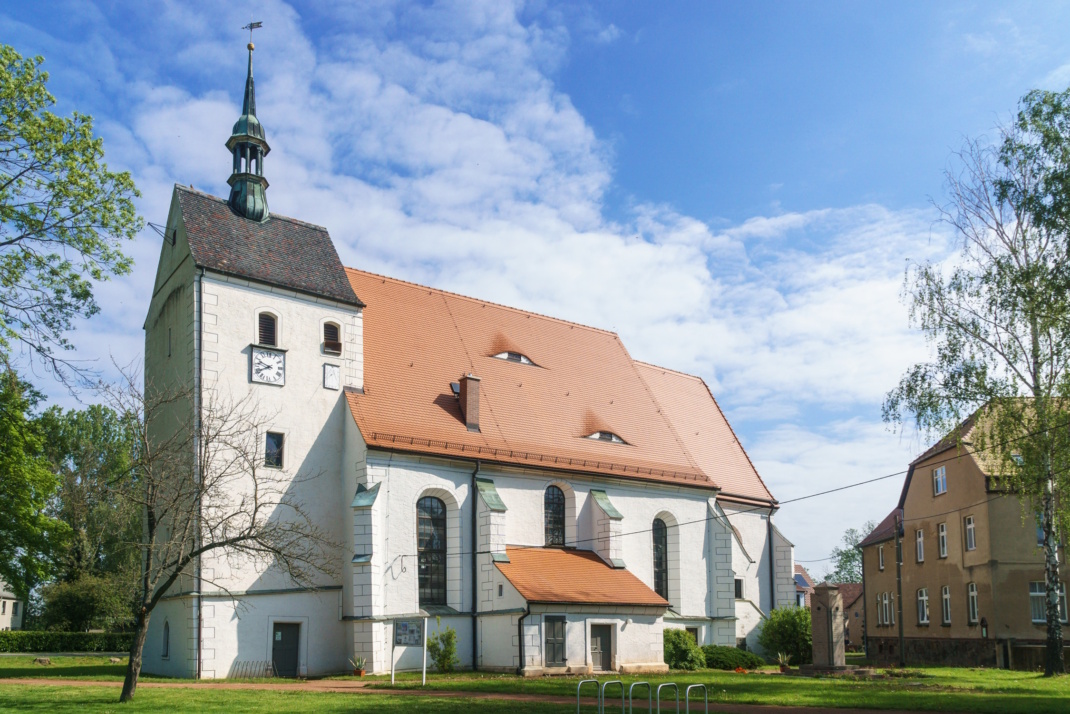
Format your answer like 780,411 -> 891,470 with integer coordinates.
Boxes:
5,0 -> 1070,568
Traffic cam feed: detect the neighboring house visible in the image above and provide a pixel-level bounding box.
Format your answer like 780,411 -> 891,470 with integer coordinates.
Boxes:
794,565 -> 815,607
139,44 -> 796,679
835,583 -> 864,651
0,581 -> 24,631
860,413 -> 1069,669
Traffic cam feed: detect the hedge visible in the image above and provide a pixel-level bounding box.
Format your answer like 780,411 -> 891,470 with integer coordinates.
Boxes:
0,631 -> 133,653
701,644 -> 766,670
663,628 -> 705,670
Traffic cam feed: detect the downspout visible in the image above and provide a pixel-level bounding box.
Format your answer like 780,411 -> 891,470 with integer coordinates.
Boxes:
470,459 -> 480,672
194,266 -> 204,679
767,508 -> 777,613
516,606 -> 530,676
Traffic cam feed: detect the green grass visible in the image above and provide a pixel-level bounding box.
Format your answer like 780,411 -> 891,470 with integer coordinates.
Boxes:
0,685 -> 562,713
0,656 -> 135,681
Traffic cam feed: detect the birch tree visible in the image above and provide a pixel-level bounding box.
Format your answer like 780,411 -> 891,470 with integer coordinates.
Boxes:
884,89 -> 1070,676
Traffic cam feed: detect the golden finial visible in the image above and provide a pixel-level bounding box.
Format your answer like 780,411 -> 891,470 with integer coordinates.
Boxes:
248,42 -> 255,51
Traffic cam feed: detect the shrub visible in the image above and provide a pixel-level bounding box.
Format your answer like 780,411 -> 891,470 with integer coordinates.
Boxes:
0,631 -> 133,653
757,606 -> 812,665
426,624 -> 459,673
663,628 -> 705,670
701,644 -> 765,670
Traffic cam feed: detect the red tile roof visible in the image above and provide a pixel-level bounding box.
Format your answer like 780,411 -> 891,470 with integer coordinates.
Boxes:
859,508 -> 902,548
345,269 -> 715,488
496,547 -> 669,607
835,582 -> 864,608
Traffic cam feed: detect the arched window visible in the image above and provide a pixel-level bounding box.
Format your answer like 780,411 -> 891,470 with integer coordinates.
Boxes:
162,621 -> 169,659
652,518 -> 668,600
323,322 -> 341,354
258,312 -> 277,346
545,486 -> 565,546
417,496 -> 447,605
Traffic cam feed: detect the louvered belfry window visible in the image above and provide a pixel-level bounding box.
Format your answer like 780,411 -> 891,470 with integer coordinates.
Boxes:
323,322 -> 341,354
259,313 -> 277,346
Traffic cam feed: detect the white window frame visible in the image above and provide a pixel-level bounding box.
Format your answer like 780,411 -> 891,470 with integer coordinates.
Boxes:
938,523 -> 948,558
933,466 -> 947,495
878,545 -> 885,571
967,582 -> 979,624
1030,581 -> 1069,624
877,595 -> 883,625
941,586 -> 951,625
917,588 -> 929,624
916,529 -> 924,563
965,516 -> 976,551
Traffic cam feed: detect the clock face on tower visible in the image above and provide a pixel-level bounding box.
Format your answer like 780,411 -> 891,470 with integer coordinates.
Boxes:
251,347 -> 285,385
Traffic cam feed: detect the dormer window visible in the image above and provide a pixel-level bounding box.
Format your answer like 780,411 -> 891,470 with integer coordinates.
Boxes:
586,431 -> 626,444
323,322 -> 342,354
492,351 -> 534,365
258,312 -> 277,346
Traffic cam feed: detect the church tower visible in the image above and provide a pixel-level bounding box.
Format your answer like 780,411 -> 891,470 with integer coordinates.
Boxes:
226,42 -> 270,221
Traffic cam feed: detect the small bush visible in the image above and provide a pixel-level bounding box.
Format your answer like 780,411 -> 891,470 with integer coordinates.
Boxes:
0,631 -> 133,653
426,625 -> 460,673
701,644 -> 765,670
757,606 -> 812,665
663,628 -> 705,670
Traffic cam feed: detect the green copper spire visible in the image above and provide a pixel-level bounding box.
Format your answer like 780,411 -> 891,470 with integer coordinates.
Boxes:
226,42 -> 270,222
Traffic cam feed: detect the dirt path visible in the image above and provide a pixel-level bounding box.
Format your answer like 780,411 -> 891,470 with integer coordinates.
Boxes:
0,677 -> 966,714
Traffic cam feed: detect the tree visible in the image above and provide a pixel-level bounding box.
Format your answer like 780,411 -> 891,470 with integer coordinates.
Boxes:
99,371 -> 337,702
0,45 -> 140,384
757,606 -> 812,665
821,521 -> 875,584
884,88 -> 1070,676
0,369 -> 66,600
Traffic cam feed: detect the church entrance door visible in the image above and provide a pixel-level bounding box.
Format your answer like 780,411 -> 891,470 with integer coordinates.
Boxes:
590,625 -> 612,671
272,622 -> 300,677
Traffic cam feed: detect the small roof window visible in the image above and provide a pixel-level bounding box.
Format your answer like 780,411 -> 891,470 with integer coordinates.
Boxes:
493,351 -> 535,365
586,431 -> 626,444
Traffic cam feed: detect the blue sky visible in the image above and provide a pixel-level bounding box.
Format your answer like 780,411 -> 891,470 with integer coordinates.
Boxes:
5,1 -> 1070,566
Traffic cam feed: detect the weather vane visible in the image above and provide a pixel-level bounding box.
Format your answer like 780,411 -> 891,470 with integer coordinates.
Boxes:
242,20 -> 263,47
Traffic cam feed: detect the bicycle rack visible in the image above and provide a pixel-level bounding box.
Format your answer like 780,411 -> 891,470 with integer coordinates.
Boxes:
628,681 -> 651,713
685,684 -> 708,713
655,682 -> 679,713
577,679 -> 599,713
600,680 -> 624,713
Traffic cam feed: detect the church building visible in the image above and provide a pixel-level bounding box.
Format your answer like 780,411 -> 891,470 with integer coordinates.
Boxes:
142,43 -> 795,679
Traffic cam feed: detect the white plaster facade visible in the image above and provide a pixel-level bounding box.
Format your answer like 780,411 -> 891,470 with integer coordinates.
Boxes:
0,581 -> 23,631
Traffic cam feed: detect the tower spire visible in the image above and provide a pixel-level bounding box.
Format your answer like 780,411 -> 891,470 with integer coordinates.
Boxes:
227,27 -> 270,222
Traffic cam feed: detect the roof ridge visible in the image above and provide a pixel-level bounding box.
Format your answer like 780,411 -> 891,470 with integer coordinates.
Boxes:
174,184 -> 329,233
633,359 -> 703,382
346,267 -> 619,338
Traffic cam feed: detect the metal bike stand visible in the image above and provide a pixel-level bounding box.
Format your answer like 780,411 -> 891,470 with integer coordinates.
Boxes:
655,682 -> 679,713
627,681 -> 651,713
600,680 -> 625,714
685,684 -> 708,713
577,679 -> 599,713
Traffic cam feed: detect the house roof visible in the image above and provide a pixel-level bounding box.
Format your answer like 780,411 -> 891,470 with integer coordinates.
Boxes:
836,582 -> 864,609
175,186 -> 363,307
496,546 -> 669,607
859,508 -> 902,548
633,362 -> 775,504
794,564 -> 815,587
344,269 -> 716,489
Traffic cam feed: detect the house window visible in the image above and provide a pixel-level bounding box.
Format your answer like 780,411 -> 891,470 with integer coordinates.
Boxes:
685,627 -> 699,643
915,529 -> 924,563
1029,581 -> 1068,624
917,588 -> 929,624
933,466 -> 947,495
652,518 -> 669,601
938,523 -> 948,558
11,602 -> 16,617
545,616 -> 566,666
877,595 -> 883,626
941,586 -> 951,625
265,432 -> 284,468
258,312 -> 277,346
323,322 -> 342,354
544,486 -> 565,546
492,351 -> 534,365
585,431 -> 626,444
417,496 -> 447,606
734,578 -> 744,599
965,516 -> 976,551
968,582 -> 979,624
1,601 -> 4,615
162,621 -> 169,659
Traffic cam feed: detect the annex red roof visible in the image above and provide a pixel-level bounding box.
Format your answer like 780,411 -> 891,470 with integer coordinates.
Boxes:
496,547 -> 669,607
345,269 -> 714,489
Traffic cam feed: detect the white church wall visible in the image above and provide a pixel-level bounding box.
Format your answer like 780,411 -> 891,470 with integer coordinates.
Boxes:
478,613 -> 518,671
141,597 -> 195,678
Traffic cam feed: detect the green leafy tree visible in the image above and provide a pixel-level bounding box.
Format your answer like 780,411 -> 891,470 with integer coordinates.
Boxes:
884,88 -> 1070,676
0,370 -> 66,599
757,606 -> 812,665
663,628 -> 705,670
39,574 -> 129,632
821,521 -> 875,583
426,623 -> 460,673
0,44 -> 140,384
